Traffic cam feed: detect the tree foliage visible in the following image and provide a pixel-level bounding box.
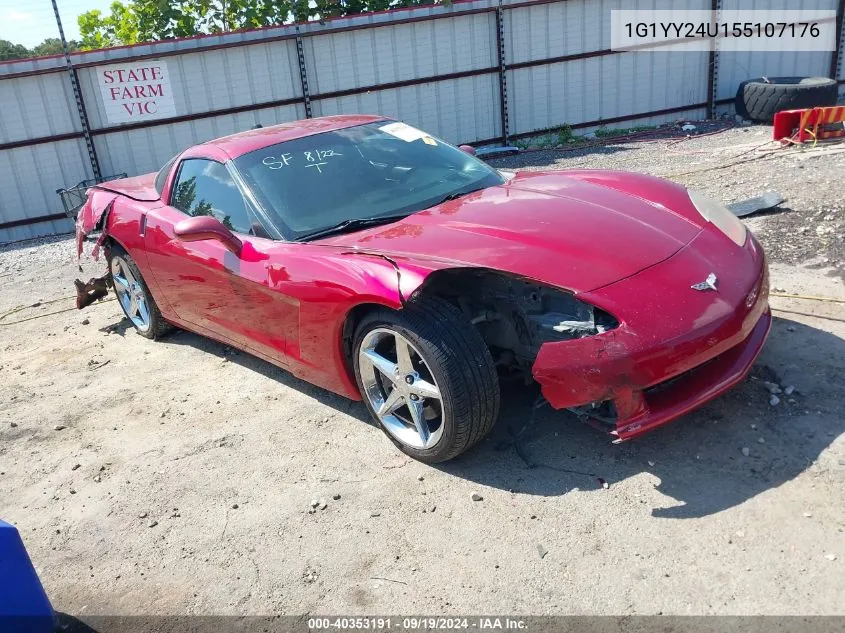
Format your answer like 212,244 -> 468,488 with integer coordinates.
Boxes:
78,2 -> 142,49
0,38 -> 78,61
78,0 -> 450,49
0,40 -> 31,61
0,0 -> 450,60
32,38 -> 80,57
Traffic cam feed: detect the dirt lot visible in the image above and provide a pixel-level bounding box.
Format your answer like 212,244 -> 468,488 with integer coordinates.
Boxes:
1,124 -> 843,617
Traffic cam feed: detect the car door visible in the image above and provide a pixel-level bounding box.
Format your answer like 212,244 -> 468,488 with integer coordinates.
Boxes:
143,157 -> 293,362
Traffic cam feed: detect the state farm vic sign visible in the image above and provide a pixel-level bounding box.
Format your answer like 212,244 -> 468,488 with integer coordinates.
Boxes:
96,61 -> 177,125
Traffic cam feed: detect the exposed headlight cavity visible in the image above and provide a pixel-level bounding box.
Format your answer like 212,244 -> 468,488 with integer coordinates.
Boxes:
526,287 -> 618,341
412,269 -> 620,378
688,189 -> 747,246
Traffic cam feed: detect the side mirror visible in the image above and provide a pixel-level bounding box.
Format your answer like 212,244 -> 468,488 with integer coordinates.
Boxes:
174,215 -> 242,255
458,144 -> 477,156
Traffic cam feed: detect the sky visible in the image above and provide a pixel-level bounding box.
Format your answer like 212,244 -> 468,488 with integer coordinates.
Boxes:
0,0 -> 116,47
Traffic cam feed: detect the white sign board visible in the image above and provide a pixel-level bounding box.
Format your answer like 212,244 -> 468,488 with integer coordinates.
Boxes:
97,61 -> 177,125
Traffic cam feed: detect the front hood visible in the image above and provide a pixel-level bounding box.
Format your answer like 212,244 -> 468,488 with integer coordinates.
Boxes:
322,171 -> 701,293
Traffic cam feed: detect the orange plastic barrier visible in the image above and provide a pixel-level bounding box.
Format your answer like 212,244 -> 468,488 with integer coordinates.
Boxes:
772,106 -> 845,144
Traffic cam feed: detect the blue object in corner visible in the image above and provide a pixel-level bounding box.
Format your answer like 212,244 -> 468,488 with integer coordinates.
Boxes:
0,520 -> 55,633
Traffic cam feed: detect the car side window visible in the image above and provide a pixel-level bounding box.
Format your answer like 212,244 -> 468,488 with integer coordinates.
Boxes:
170,159 -> 253,235
154,154 -> 178,196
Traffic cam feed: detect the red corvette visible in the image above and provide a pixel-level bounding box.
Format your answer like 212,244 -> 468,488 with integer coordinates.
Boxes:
75,115 -> 770,463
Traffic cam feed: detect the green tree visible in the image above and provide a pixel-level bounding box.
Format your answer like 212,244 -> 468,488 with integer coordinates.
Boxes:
0,39 -> 31,61
79,1 -> 143,49
78,0 -> 450,49
31,38 -> 80,57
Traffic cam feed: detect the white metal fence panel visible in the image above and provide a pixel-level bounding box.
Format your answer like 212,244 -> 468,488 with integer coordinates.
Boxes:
505,0 -> 603,64
313,75 -> 500,144
94,103 -> 306,177
76,41 -> 303,130
716,51 -> 836,104
508,51 -> 709,136
504,0 -> 710,64
0,72 -> 80,143
0,139 -> 90,242
715,0 -> 840,104
303,13 -> 496,94
505,0 -> 710,135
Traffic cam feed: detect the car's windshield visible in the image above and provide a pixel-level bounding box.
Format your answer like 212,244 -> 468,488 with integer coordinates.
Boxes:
232,121 -> 505,241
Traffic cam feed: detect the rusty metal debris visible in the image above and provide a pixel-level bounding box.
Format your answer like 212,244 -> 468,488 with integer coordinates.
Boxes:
74,275 -> 111,310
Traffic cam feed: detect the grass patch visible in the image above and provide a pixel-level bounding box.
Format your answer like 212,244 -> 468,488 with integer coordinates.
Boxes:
593,124 -> 657,138
514,124 -> 580,150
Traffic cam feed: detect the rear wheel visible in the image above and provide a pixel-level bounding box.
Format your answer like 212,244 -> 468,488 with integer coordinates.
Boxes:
108,245 -> 173,340
353,297 -> 500,463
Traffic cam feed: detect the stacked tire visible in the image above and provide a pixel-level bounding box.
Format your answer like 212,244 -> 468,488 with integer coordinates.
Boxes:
735,77 -> 838,123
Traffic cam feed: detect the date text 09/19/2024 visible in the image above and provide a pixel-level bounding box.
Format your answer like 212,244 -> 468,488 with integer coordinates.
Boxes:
307,617 -> 528,630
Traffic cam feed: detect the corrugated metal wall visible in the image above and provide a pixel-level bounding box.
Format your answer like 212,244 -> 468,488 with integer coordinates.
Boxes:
0,0 -> 842,243
0,71 -> 92,241
77,38 -> 307,178
714,0 -> 840,111
505,0 -> 711,135
305,11 -> 501,142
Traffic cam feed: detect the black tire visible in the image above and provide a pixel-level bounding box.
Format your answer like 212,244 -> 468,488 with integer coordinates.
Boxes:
352,296 -> 500,463
735,77 -> 838,123
107,243 -> 174,340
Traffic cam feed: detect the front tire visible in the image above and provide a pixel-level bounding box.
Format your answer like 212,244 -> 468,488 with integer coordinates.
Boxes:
353,297 -> 500,463
108,244 -> 173,340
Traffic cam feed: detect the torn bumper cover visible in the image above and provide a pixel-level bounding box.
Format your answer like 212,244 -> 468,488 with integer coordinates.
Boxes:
74,191 -> 117,310
533,231 -> 771,442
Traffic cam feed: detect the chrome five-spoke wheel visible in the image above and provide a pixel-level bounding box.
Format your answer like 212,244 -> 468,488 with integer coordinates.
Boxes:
358,327 -> 444,450
111,254 -> 151,333
352,299 -> 500,463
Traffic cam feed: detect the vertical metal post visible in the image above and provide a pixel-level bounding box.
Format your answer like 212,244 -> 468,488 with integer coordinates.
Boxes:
495,4 -> 510,146
706,0 -> 721,119
830,0 -> 845,80
295,27 -> 313,118
51,0 -> 101,180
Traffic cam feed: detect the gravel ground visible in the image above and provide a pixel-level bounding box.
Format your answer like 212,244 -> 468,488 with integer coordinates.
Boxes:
0,122 -> 843,619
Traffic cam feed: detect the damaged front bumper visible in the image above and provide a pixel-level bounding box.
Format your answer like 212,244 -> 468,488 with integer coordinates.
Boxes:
74,191 -> 118,310
533,230 -> 771,442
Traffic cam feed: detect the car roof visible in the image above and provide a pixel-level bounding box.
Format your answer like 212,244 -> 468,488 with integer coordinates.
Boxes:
205,114 -> 388,159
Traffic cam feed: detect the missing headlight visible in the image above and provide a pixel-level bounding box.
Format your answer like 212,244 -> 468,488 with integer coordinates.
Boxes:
411,268 -> 619,376
526,287 -> 618,341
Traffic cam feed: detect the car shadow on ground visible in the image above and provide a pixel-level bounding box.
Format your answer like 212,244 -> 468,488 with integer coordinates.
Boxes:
129,313 -> 843,520
159,328 -> 374,423
439,315 -> 845,518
